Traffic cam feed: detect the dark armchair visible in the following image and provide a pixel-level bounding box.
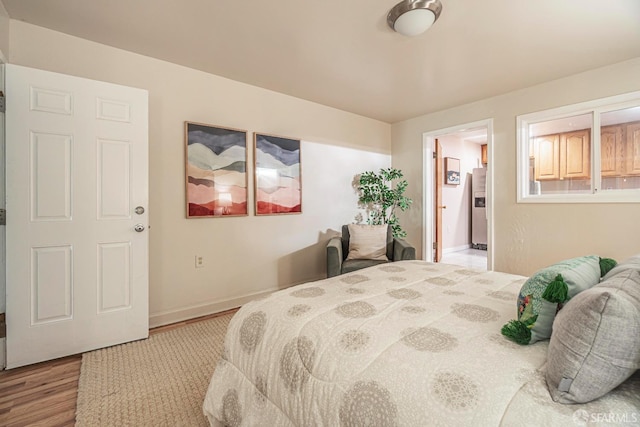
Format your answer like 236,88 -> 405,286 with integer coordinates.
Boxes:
326,225 -> 416,277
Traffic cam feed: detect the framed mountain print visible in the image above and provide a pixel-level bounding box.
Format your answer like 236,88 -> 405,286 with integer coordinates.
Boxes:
185,122 -> 248,217
254,133 -> 301,215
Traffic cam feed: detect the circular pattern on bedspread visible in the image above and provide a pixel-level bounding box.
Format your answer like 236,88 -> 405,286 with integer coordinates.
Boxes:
345,287 -> 366,295
339,381 -> 398,427
336,301 -> 377,318
451,303 -> 500,323
380,265 -> 406,273
222,344 -> 230,361
339,330 -> 371,353
340,274 -> 370,285
387,288 -> 422,300
486,290 -> 516,301
387,276 -> 407,283
454,269 -> 481,276
401,327 -> 458,352
431,372 -> 480,411
401,305 -> 427,314
216,343 -> 229,370
425,277 -> 456,287
287,304 -> 311,317
290,286 -> 325,298
239,311 -> 267,353
443,290 -> 465,296
474,278 -> 495,285
221,389 -> 242,427
279,336 -> 316,394
254,375 -> 268,407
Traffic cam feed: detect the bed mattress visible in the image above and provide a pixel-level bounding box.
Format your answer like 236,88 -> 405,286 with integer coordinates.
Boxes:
203,261 -> 640,426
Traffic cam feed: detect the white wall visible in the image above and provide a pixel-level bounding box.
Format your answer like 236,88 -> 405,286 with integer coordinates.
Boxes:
439,135 -> 482,251
392,57 -> 640,276
0,1 -> 8,61
8,20 -> 391,326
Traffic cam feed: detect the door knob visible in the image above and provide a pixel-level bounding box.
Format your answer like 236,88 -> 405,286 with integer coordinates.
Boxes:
439,205 -> 447,209
134,224 -> 145,232
135,206 -> 145,215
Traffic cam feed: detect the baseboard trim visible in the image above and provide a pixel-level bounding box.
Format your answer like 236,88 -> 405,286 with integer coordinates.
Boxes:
442,244 -> 471,254
149,289 -> 278,329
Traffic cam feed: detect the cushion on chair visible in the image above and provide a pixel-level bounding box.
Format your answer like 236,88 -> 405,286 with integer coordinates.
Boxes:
345,224 -> 389,261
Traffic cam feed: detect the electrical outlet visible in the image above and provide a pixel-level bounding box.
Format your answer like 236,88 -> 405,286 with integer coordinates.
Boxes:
195,255 -> 204,268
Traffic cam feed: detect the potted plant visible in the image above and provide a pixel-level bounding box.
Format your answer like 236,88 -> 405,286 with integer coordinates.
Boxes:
355,168 -> 412,238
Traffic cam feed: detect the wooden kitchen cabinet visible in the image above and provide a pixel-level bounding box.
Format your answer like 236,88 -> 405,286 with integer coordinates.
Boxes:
532,121 -> 640,181
600,121 -> 640,177
601,125 -> 624,177
534,134 -> 560,180
481,144 -> 487,165
560,129 -> 590,179
626,122 -> 640,176
534,130 -> 590,180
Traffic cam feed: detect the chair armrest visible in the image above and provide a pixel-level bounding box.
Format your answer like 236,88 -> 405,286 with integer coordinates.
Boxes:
327,237 -> 344,278
393,238 -> 416,261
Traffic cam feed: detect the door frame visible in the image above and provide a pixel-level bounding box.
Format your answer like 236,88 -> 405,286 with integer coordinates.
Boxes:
0,59 -> 5,369
422,119 -> 494,269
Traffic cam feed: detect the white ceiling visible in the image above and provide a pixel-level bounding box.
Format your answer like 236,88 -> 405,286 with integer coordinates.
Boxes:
3,0 -> 640,123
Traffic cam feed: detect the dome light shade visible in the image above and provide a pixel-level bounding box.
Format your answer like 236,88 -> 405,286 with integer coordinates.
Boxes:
387,0 -> 442,37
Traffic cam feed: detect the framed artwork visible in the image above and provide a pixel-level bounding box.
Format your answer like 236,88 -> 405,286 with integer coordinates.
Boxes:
185,122 -> 248,217
445,157 -> 460,185
254,133 -> 301,215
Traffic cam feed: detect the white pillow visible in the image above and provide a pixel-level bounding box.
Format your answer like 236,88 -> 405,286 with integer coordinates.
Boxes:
345,224 -> 388,261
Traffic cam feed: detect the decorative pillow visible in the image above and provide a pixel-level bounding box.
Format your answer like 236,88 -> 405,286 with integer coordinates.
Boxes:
501,256 -> 616,345
345,224 -> 389,261
545,268 -> 640,403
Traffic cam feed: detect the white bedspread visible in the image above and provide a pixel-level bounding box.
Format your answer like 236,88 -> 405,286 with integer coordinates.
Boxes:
203,261 -> 640,426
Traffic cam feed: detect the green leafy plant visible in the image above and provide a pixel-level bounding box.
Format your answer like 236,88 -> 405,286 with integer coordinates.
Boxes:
355,168 -> 413,238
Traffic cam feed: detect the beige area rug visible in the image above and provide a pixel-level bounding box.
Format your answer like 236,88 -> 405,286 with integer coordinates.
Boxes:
76,313 -> 233,427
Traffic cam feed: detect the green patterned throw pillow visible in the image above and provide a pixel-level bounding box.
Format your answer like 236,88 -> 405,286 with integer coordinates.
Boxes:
501,255 -> 616,345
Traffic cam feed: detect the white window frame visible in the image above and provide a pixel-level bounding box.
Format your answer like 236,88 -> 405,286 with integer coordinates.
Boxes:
517,91 -> 640,203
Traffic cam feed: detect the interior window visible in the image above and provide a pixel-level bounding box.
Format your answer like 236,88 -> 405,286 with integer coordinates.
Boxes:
517,91 -> 640,203
527,113 -> 592,196
600,106 -> 640,191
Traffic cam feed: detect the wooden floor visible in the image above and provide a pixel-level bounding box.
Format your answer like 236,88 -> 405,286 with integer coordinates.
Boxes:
0,309 -> 237,427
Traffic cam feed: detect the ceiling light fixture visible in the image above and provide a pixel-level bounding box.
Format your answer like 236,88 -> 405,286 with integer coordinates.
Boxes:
387,0 -> 442,37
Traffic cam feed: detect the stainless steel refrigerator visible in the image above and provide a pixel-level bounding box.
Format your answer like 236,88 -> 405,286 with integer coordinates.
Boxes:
471,167 -> 487,250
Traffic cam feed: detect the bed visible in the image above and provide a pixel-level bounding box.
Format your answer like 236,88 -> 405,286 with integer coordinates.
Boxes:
203,261 -> 640,426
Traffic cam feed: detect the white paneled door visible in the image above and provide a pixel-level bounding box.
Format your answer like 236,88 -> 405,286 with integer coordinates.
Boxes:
5,65 -> 149,368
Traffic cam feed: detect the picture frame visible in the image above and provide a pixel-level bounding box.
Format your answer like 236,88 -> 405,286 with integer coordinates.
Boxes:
254,133 -> 302,215
185,122 -> 248,217
445,157 -> 460,185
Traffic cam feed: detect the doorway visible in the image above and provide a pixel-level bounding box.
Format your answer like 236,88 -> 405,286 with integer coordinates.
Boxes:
423,119 -> 493,270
